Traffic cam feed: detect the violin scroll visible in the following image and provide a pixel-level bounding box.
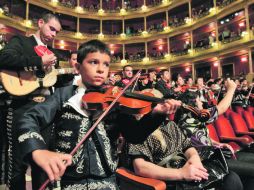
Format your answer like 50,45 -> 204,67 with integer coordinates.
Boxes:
182,103 -> 211,122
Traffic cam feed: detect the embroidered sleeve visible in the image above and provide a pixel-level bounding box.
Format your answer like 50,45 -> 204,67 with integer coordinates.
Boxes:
18,132 -> 45,143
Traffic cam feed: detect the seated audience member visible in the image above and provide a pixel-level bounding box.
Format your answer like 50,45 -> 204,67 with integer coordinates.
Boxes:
175,79 -> 254,190
128,121 -> 243,190
175,78 -> 236,146
14,40 -> 181,189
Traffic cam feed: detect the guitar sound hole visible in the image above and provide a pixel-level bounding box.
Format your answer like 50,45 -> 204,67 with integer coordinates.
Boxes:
35,70 -> 46,78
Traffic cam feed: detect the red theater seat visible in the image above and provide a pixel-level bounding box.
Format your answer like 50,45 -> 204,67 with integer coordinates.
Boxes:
214,115 -> 254,146
224,108 -> 234,118
116,167 -> 166,190
242,110 -> 254,131
247,106 -> 254,116
229,112 -> 254,137
233,106 -> 245,115
207,123 -> 241,153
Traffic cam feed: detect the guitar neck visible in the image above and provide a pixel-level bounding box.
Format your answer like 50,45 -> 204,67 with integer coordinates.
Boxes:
56,68 -> 75,75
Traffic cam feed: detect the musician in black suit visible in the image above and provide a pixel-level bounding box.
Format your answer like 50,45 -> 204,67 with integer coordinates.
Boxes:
0,13 -> 62,190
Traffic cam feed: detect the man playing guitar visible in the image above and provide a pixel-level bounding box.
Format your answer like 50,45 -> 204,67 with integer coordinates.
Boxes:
0,13 -> 62,190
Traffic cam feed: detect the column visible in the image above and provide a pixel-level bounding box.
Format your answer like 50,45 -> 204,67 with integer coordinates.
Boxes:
215,21 -> 219,43
145,42 -> 148,57
165,11 -> 168,26
77,17 -> 80,33
213,0 -> 216,10
245,6 -> 250,37
192,62 -> 195,80
100,0 -> 102,9
123,44 -> 125,60
25,1 -> 29,20
218,59 -> 222,77
100,19 -> 102,33
248,48 -> 253,74
188,0 -> 192,18
167,38 -> 170,54
122,0 -> 124,8
190,31 -> 193,51
122,19 -> 125,33
144,16 -> 147,31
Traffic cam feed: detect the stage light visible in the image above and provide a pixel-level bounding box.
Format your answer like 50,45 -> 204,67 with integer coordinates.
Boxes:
98,9 -> 104,15
120,9 -> 126,15
239,22 -> 245,27
241,57 -> 247,62
121,59 -> 127,64
75,32 -> 83,38
75,6 -> 84,13
143,57 -> 150,63
120,33 -> 126,38
141,5 -> 148,11
213,61 -> 218,67
158,45 -> 163,50
98,33 -> 104,39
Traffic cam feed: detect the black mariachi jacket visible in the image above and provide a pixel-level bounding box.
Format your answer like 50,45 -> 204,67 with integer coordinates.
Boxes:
15,85 -> 166,179
155,79 -> 175,99
0,34 -> 74,92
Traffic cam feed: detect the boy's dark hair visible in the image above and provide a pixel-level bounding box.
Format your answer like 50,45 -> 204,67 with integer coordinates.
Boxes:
77,40 -> 111,64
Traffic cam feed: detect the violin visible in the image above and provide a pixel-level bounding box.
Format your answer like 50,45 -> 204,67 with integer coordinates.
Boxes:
82,86 -> 211,122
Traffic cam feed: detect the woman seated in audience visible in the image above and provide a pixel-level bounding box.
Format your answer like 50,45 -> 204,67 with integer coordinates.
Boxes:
128,120 -> 243,190
174,78 -> 254,190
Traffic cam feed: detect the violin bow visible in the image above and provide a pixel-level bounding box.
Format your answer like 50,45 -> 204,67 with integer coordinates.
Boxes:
39,70 -> 142,190
246,83 -> 254,102
131,72 -> 141,92
215,85 -> 223,102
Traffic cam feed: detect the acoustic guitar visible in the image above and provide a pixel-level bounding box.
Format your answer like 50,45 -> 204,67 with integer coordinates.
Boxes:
0,67 -> 74,96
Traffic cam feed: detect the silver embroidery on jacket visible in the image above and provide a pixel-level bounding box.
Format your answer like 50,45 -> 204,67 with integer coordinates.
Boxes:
63,180 -> 116,190
57,141 -> 71,149
58,130 -> 73,137
97,123 -> 118,171
18,132 -> 45,143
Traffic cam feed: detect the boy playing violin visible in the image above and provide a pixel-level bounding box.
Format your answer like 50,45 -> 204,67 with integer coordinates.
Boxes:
14,40 -> 181,189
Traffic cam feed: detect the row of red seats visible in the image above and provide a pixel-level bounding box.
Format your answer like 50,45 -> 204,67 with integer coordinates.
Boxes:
208,106 -> 254,153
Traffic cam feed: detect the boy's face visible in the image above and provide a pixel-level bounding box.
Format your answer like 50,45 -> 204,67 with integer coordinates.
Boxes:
77,52 -> 110,87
